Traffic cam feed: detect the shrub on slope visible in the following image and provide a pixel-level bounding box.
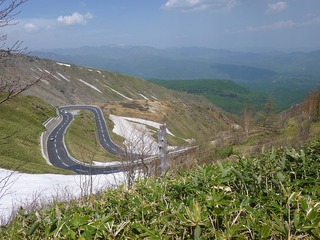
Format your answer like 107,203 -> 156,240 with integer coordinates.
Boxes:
1,140 -> 320,239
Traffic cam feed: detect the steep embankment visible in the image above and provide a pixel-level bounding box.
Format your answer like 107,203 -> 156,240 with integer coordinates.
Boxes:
0,94 -> 72,174
1,54 -> 218,106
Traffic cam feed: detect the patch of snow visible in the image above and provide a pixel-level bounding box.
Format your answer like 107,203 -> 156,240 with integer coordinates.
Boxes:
109,115 -> 179,154
78,79 -> 102,93
52,75 -> 62,81
96,70 -> 102,74
40,79 -> 50,85
87,69 -> 93,72
151,96 -> 158,100
93,161 -> 122,167
30,68 -> 35,72
69,110 -> 80,115
43,69 -> 50,74
139,94 -> 149,100
56,72 -> 71,82
0,168 -> 125,223
120,116 -> 175,137
184,138 -> 195,144
56,62 -> 71,67
104,85 -> 133,101
37,67 -> 43,72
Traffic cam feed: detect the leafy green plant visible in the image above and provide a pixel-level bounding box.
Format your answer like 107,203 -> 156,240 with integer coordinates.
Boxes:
1,139 -> 320,239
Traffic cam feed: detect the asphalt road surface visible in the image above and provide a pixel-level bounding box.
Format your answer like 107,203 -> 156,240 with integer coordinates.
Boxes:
47,105 -> 128,174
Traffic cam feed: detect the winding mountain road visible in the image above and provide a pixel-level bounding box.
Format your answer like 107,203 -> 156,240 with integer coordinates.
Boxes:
46,105 -> 127,174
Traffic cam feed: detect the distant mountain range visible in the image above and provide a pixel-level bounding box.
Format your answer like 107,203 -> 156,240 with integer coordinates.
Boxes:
32,45 -> 320,110
32,45 -> 320,81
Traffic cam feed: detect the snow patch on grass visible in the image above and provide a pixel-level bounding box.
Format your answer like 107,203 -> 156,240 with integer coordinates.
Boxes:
56,72 -> 70,82
43,69 -> 50,74
104,85 -> 133,101
78,79 -> 102,93
56,62 -> 71,67
139,94 -> 149,100
120,116 -> 175,137
52,75 -> 62,81
110,115 -> 159,154
109,115 -> 178,154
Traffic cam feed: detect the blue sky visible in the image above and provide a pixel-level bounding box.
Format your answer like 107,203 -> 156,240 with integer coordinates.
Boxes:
3,0 -> 320,51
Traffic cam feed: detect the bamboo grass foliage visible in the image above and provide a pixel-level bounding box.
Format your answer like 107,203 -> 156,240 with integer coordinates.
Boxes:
1,140 -> 320,239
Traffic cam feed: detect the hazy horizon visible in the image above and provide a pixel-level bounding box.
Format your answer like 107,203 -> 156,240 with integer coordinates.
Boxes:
35,44 -> 320,54
4,0 -> 320,52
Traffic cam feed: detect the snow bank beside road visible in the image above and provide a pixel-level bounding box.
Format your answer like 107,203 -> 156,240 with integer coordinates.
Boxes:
0,169 -> 124,224
109,115 -> 176,155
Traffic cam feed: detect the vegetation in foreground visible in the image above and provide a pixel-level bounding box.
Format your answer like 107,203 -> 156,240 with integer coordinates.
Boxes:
1,139 -> 319,239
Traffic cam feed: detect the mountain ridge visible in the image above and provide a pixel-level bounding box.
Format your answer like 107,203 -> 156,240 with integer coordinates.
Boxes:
32,45 -> 320,79
32,45 -> 320,110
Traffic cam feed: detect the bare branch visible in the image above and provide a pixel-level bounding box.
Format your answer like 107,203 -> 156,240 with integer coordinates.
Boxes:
0,0 -> 27,27
0,0 -> 41,208
0,0 -> 32,105
0,74 -> 42,104
0,169 -> 19,200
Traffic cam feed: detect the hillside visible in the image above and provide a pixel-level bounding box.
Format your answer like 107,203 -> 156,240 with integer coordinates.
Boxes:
149,79 -> 268,115
0,94 -> 72,174
0,53 -> 235,173
2,51 -> 320,239
1,69 -> 320,236
1,54 -> 193,106
33,46 -> 320,111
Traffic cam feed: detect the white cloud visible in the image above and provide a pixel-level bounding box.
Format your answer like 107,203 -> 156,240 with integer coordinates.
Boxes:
244,20 -> 295,32
162,0 -> 239,11
57,12 -> 93,26
24,23 -> 39,33
241,16 -> 320,32
267,1 -> 287,13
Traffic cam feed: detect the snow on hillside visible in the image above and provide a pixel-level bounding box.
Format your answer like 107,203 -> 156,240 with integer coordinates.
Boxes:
56,72 -> 71,82
56,62 -> 71,67
0,169 -> 124,224
78,79 -> 102,93
139,94 -> 149,100
109,115 -> 176,155
104,85 -> 133,101
119,116 -> 176,137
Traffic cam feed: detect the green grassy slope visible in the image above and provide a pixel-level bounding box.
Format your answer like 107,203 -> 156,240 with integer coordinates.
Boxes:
0,95 -> 72,174
2,140 -> 320,239
149,79 -> 268,115
65,110 -> 121,164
